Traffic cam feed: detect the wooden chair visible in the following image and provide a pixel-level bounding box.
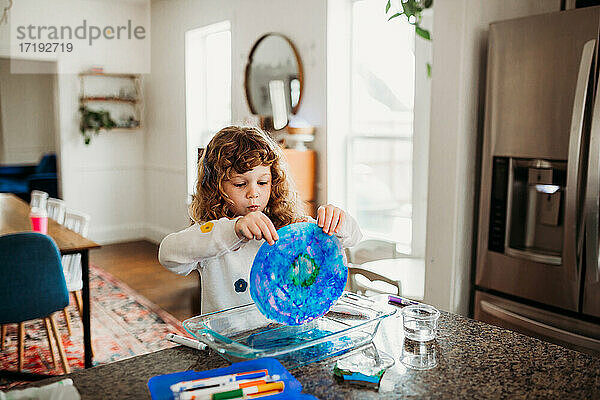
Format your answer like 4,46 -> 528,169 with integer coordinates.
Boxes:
60,210 -> 91,339
347,265 -> 402,297
346,239 -> 399,265
46,197 -> 66,224
345,240 -> 403,297
0,232 -> 71,373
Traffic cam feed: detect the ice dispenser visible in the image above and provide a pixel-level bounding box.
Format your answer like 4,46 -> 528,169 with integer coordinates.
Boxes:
488,157 -> 566,265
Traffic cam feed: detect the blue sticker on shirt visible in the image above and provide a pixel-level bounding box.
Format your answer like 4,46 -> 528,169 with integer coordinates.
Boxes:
234,278 -> 248,293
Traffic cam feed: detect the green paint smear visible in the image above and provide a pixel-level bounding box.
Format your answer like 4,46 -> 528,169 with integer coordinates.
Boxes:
290,253 -> 321,287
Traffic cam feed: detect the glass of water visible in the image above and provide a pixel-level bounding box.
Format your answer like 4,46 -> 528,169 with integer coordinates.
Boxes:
401,304 -> 440,342
400,337 -> 437,370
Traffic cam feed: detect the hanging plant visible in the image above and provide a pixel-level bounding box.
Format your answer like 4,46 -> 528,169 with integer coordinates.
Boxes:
79,106 -> 116,145
386,0 -> 433,76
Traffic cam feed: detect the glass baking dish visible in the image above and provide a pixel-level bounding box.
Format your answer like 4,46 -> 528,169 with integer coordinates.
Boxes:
183,292 -> 396,369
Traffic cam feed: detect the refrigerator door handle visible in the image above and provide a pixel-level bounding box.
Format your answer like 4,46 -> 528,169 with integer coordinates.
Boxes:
585,50 -> 600,284
565,39 -> 596,276
480,300 -> 600,349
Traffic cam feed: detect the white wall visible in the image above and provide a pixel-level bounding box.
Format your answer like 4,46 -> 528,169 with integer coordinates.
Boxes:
145,0 -> 327,241
0,59 -> 57,164
326,0 -> 351,208
0,0 -> 150,243
411,9 -> 432,259
424,0 -> 560,314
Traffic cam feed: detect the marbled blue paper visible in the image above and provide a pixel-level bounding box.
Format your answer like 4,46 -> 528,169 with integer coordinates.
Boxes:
250,222 -> 348,325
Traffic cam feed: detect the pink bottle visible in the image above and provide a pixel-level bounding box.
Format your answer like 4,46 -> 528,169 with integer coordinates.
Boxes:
30,207 -> 48,234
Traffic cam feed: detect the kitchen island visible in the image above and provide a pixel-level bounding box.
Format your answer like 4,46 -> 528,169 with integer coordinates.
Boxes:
20,306 -> 600,399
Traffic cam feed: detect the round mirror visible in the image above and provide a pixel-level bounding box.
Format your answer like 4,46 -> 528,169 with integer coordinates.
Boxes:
245,33 -> 303,127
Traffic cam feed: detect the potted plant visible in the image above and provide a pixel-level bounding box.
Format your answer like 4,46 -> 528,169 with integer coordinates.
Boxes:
79,106 -> 117,145
386,0 -> 433,76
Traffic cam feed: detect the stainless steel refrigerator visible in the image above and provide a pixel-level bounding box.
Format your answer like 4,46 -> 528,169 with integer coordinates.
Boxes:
474,7 -> 600,356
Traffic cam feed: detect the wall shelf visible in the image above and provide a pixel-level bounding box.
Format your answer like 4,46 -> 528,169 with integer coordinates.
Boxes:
80,97 -> 138,104
79,72 -> 143,131
78,72 -> 138,79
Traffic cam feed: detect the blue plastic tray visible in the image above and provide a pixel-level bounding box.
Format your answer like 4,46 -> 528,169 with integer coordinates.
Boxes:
147,357 -> 317,400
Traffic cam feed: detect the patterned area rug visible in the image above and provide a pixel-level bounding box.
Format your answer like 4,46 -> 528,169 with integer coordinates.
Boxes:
0,265 -> 189,389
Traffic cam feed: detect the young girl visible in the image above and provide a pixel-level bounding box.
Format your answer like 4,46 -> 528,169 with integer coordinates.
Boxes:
158,126 -> 362,314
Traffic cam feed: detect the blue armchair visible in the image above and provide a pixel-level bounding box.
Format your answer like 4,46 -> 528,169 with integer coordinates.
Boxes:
0,153 -> 58,202
0,232 -> 71,374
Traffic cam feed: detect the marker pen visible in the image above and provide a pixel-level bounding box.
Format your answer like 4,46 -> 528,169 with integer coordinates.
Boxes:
388,295 -> 419,307
166,333 -> 207,351
170,370 -> 269,393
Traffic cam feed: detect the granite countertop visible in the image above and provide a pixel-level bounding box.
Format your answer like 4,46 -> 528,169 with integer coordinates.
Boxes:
20,306 -> 600,399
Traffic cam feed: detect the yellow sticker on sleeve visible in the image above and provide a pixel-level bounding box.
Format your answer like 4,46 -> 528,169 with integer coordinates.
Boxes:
200,221 -> 214,233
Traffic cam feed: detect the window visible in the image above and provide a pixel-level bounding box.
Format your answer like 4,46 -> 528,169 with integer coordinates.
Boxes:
343,0 -> 428,256
185,22 -> 231,198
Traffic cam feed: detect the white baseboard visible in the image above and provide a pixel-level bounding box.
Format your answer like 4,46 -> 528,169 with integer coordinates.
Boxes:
143,223 -> 173,244
88,223 -> 173,245
90,223 -> 146,245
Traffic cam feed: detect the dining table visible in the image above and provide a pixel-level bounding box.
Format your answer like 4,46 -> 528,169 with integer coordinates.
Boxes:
0,193 -> 101,375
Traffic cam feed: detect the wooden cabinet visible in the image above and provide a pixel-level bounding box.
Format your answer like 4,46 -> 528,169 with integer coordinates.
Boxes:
197,146 -> 316,217
282,148 -> 316,216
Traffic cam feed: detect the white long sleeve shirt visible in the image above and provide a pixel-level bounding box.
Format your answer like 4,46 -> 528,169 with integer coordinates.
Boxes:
158,215 -> 362,314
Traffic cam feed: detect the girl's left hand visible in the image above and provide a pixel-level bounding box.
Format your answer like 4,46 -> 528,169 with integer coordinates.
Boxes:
316,204 -> 345,235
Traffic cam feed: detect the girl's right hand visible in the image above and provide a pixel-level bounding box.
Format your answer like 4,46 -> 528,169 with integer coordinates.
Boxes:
235,211 -> 279,245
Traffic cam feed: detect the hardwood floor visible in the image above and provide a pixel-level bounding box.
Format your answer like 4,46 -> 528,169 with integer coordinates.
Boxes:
90,240 -> 200,321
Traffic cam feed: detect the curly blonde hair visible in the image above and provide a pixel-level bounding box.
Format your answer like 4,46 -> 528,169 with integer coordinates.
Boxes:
189,126 -> 304,229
